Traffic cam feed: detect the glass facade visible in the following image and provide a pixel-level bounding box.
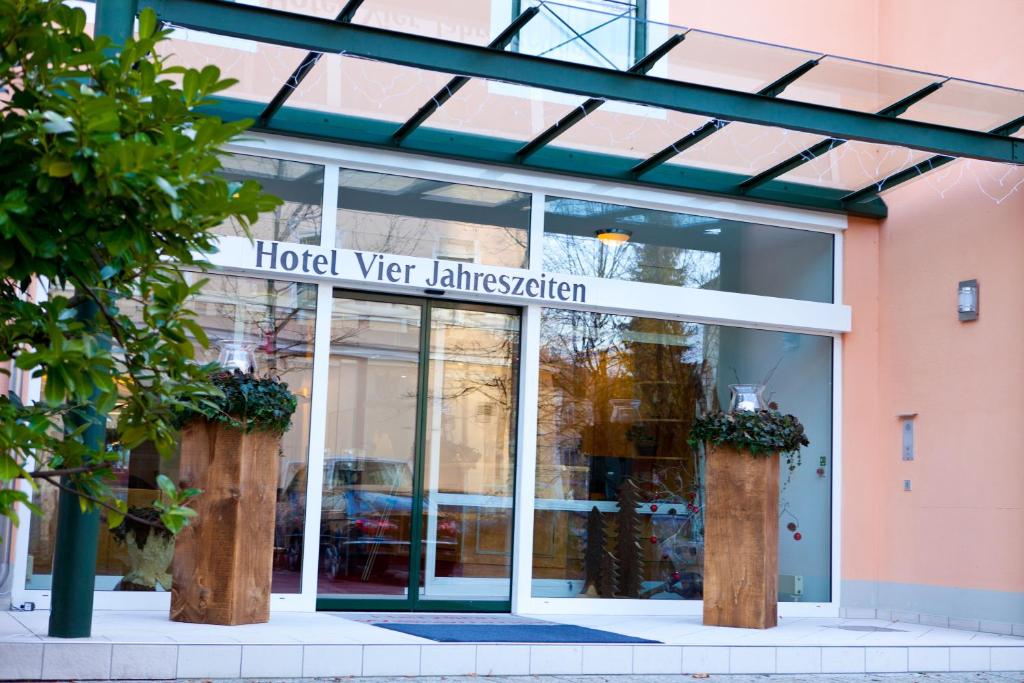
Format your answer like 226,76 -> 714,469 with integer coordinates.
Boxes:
24,273 -> 316,594
17,154 -> 840,612
544,196 -> 834,302
318,294 -> 519,605
216,154 -> 324,244
531,310 -> 833,602
336,169 -> 530,269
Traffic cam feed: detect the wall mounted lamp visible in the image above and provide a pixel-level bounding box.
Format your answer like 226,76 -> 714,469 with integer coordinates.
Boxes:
958,279 -> 979,321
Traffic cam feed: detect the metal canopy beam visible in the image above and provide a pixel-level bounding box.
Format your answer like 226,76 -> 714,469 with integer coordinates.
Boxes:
140,0 -> 1024,165
842,112 -> 1024,205
204,96 -> 888,218
631,57 -> 821,178
257,0 -> 365,126
515,32 -> 686,161
739,80 -> 947,191
392,7 -> 539,145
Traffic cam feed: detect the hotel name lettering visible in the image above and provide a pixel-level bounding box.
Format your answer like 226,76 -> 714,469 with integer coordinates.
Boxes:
254,240 -> 587,304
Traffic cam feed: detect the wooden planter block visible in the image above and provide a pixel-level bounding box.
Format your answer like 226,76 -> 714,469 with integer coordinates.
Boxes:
702,444 -> 779,629
171,421 -> 279,625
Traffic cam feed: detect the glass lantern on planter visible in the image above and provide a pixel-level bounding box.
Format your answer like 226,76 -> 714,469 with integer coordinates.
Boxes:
728,384 -> 766,413
217,340 -> 258,374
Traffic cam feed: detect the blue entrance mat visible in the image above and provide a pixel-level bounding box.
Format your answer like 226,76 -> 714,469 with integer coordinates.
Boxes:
371,622 -> 659,643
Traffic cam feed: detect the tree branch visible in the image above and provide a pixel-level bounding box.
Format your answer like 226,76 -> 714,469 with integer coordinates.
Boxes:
33,472 -> 169,531
29,463 -> 111,479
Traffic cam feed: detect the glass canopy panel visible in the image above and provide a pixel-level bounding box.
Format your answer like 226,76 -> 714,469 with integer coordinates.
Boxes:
663,29 -> 820,93
550,105 -> 710,159
779,56 -> 940,112
776,141 -> 932,191
899,79 -> 1024,132
421,81 -> 588,143
286,55 -> 452,123
665,122 -> 826,176
156,28 -> 312,106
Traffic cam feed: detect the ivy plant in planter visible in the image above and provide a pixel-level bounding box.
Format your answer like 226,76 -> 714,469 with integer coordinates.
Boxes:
175,369 -> 298,434
170,369 -> 298,626
688,402 -> 809,630
689,404 -> 809,471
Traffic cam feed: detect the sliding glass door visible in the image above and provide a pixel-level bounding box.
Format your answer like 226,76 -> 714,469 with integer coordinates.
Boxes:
317,291 -> 519,610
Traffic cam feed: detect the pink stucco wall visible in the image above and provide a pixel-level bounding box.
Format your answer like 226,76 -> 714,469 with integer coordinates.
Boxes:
866,0 -> 1024,602
668,0 -> 1024,611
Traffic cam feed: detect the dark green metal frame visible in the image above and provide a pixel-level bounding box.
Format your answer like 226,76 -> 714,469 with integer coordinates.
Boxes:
139,0 -> 1024,164
122,0 -> 1024,218
204,97 -> 890,218
318,290 -> 520,613
515,31 -> 686,161
393,7 -> 540,145
739,80 -> 947,191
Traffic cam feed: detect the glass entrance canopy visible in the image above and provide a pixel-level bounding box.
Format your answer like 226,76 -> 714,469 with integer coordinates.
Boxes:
137,0 -> 1024,218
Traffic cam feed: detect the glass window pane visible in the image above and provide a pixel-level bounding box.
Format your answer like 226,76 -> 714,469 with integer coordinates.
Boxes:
319,295 -> 422,598
24,274 -> 317,594
217,154 -> 324,244
543,196 -> 834,303
423,81 -> 587,144
666,122 -> 825,177
337,169 -> 530,269
665,30 -> 820,94
775,141 -> 932,191
288,55 -> 453,123
518,1 -> 640,70
420,305 -> 520,602
552,105 -> 710,160
156,29 -> 311,106
780,56 -> 939,113
900,79 -> 1024,132
532,309 -> 833,602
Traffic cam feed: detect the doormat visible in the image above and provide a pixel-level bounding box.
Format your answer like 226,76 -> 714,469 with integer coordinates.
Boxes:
366,620 -> 659,643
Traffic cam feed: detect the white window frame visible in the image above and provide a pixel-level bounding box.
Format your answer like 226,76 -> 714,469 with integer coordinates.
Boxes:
10,132 -> 845,618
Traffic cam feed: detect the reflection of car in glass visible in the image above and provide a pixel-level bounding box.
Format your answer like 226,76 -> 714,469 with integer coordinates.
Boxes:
275,457 -> 461,581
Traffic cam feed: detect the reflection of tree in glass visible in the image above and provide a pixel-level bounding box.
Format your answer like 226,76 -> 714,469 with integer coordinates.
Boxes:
425,313 -> 519,494
219,156 -> 323,244
342,211 -> 528,269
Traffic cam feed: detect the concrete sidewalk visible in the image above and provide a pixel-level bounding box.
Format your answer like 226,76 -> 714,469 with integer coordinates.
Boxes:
4,609 -> 1023,679
71,674 -> 1024,682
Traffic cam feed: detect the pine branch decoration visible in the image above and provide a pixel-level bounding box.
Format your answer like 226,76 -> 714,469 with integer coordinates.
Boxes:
581,506 -> 605,595
597,549 -> 619,598
616,477 -> 645,598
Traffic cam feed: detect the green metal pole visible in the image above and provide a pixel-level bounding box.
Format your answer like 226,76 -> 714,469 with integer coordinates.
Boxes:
47,1 -> 135,639
95,0 -> 138,46
47,302 -> 108,638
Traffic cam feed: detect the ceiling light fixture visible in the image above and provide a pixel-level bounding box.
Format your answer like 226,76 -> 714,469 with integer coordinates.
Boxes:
595,228 -> 632,245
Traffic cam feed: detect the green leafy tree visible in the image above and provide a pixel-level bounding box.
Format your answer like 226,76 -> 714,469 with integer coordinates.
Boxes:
0,0 -> 280,533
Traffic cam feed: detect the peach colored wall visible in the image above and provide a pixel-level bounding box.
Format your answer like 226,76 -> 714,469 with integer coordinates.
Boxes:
866,2 -> 1024,598
668,0 -> 878,62
839,217 -> 882,586
887,2 -> 1022,607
